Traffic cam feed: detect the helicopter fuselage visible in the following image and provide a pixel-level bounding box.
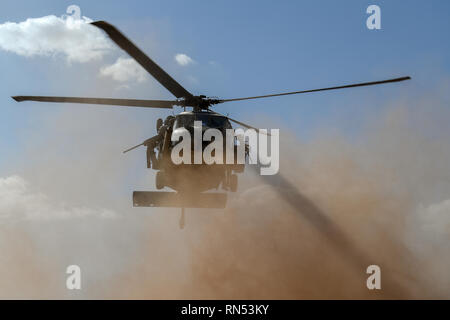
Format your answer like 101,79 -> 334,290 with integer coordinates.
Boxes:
151,111 -> 244,193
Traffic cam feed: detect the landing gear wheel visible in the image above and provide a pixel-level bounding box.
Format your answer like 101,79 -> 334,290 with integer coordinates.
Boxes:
156,171 -> 165,190
230,174 -> 238,192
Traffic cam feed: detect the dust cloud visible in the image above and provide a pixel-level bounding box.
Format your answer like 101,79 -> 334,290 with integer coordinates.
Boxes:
1,92 -> 450,299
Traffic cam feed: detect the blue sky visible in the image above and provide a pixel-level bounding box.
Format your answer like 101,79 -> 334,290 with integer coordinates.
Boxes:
0,0 -> 449,169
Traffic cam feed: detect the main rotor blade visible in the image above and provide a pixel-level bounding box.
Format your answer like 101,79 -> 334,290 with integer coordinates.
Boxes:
91,21 -> 192,99
12,96 -> 176,109
218,76 -> 411,103
220,113 -> 270,135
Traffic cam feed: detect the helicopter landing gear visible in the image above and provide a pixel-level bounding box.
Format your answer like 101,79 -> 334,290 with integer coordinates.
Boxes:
156,171 -> 165,190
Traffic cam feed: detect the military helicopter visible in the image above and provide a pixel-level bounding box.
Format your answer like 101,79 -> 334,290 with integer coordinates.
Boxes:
12,21 -> 411,215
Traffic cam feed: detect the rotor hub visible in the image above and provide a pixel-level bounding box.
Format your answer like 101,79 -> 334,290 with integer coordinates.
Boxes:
181,95 -> 222,111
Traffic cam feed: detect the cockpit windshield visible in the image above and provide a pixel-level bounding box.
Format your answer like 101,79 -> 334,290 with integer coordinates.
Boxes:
174,114 -> 231,129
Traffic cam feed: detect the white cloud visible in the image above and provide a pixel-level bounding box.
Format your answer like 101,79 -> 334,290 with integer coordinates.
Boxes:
418,199 -> 450,236
0,175 -> 116,222
0,15 -> 113,63
100,57 -> 147,83
175,53 -> 194,66
424,199 -> 450,217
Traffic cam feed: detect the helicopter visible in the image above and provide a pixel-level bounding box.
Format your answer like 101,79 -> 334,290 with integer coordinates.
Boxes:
12,20 -> 411,214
